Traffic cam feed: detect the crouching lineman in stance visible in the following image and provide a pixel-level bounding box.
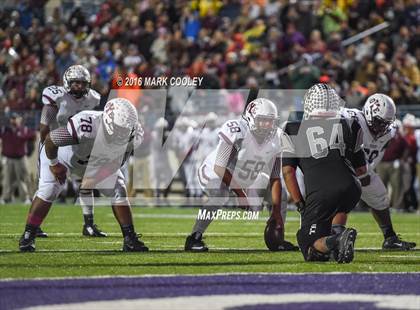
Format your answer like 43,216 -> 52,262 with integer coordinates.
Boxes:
37,64 -> 106,238
334,94 -> 416,250
19,98 -> 148,252
185,98 -> 298,252
282,84 -> 368,263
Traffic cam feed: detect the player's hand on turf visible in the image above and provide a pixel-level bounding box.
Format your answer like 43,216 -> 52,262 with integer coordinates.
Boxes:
49,163 -> 67,184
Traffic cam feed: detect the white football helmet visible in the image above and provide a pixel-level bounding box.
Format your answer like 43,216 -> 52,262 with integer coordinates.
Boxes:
363,93 -> 396,138
243,98 -> 279,144
63,65 -> 91,98
303,83 -> 343,119
102,98 -> 138,145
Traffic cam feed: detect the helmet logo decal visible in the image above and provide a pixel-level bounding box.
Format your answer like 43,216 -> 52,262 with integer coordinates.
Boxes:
247,102 -> 257,116
370,101 -> 381,116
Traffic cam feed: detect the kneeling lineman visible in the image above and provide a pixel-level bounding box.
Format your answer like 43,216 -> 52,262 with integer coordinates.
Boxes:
185,98 -> 298,252
282,84 -> 368,263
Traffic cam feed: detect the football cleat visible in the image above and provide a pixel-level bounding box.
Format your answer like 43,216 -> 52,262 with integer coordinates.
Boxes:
82,224 -> 107,237
19,231 -> 36,252
382,235 -> 416,250
185,232 -> 209,252
335,228 -> 357,264
36,227 -> 48,238
122,234 -> 149,252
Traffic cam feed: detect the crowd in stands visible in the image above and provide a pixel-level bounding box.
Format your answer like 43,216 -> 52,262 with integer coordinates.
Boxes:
0,0 -> 418,209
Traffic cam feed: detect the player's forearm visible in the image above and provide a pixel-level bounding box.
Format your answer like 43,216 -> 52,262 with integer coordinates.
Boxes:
45,127 -> 78,163
44,134 -> 59,164
354,164 -> 370,186
282,166 -> 303,203
39,124 -> 50,144
39,105 -> 58,143
214,165 -> 246,197
270,178 -> 282,216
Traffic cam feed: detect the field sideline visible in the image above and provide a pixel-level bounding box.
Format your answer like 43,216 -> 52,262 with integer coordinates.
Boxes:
0,204 -> 419,279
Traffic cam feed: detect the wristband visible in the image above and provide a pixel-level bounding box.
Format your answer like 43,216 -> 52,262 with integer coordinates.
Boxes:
357,171 -> 369,179
48,158 -> 59,166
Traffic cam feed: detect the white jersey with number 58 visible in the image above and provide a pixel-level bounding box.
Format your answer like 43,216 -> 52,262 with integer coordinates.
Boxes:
341,108 -> 396,172
200,118 -> 281,189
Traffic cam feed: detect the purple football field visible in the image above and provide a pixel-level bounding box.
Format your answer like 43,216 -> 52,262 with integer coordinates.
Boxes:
1,273 -> 419,310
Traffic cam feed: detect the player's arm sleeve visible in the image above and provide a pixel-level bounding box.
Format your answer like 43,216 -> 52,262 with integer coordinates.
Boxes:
40,104 -> 58,126
214,139 -> 236,169
49,127 -> 78,147
213,138 -> 247,197
270,156 -> 281,179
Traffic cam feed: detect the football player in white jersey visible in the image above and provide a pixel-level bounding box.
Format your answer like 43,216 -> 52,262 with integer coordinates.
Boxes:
19,98 -> 148,252
334,94 -> 416,250
38,65 -> 106,238
185,98 -> 298,252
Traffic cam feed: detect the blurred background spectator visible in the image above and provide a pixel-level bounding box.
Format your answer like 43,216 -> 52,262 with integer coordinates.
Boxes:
0,0 -> 417,118
376,121 -> 409,210
0,0 -> 418,207
0,112 -> 35,204
402,114 -> 418,212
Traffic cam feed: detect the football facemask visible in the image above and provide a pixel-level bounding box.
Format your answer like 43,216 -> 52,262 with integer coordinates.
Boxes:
368,116 -> 393,138
251,115 -> 278,144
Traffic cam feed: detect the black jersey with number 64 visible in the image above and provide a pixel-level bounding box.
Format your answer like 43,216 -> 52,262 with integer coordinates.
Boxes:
282,117 -> 366,192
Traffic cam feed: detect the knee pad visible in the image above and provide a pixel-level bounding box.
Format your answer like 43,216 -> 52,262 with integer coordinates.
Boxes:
361,174 -> 390,211
100,177 -> 129,204
368,195 -> 390,211
35,182 -> 64,203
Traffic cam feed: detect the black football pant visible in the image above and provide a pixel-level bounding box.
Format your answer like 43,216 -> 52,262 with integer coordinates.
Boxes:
297,180 -> 361,260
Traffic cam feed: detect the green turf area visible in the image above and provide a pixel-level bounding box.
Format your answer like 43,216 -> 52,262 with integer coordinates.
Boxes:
0,204 -> 419,278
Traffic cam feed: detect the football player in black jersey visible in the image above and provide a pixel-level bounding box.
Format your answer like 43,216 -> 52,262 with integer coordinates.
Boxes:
282,84 -> 368,263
